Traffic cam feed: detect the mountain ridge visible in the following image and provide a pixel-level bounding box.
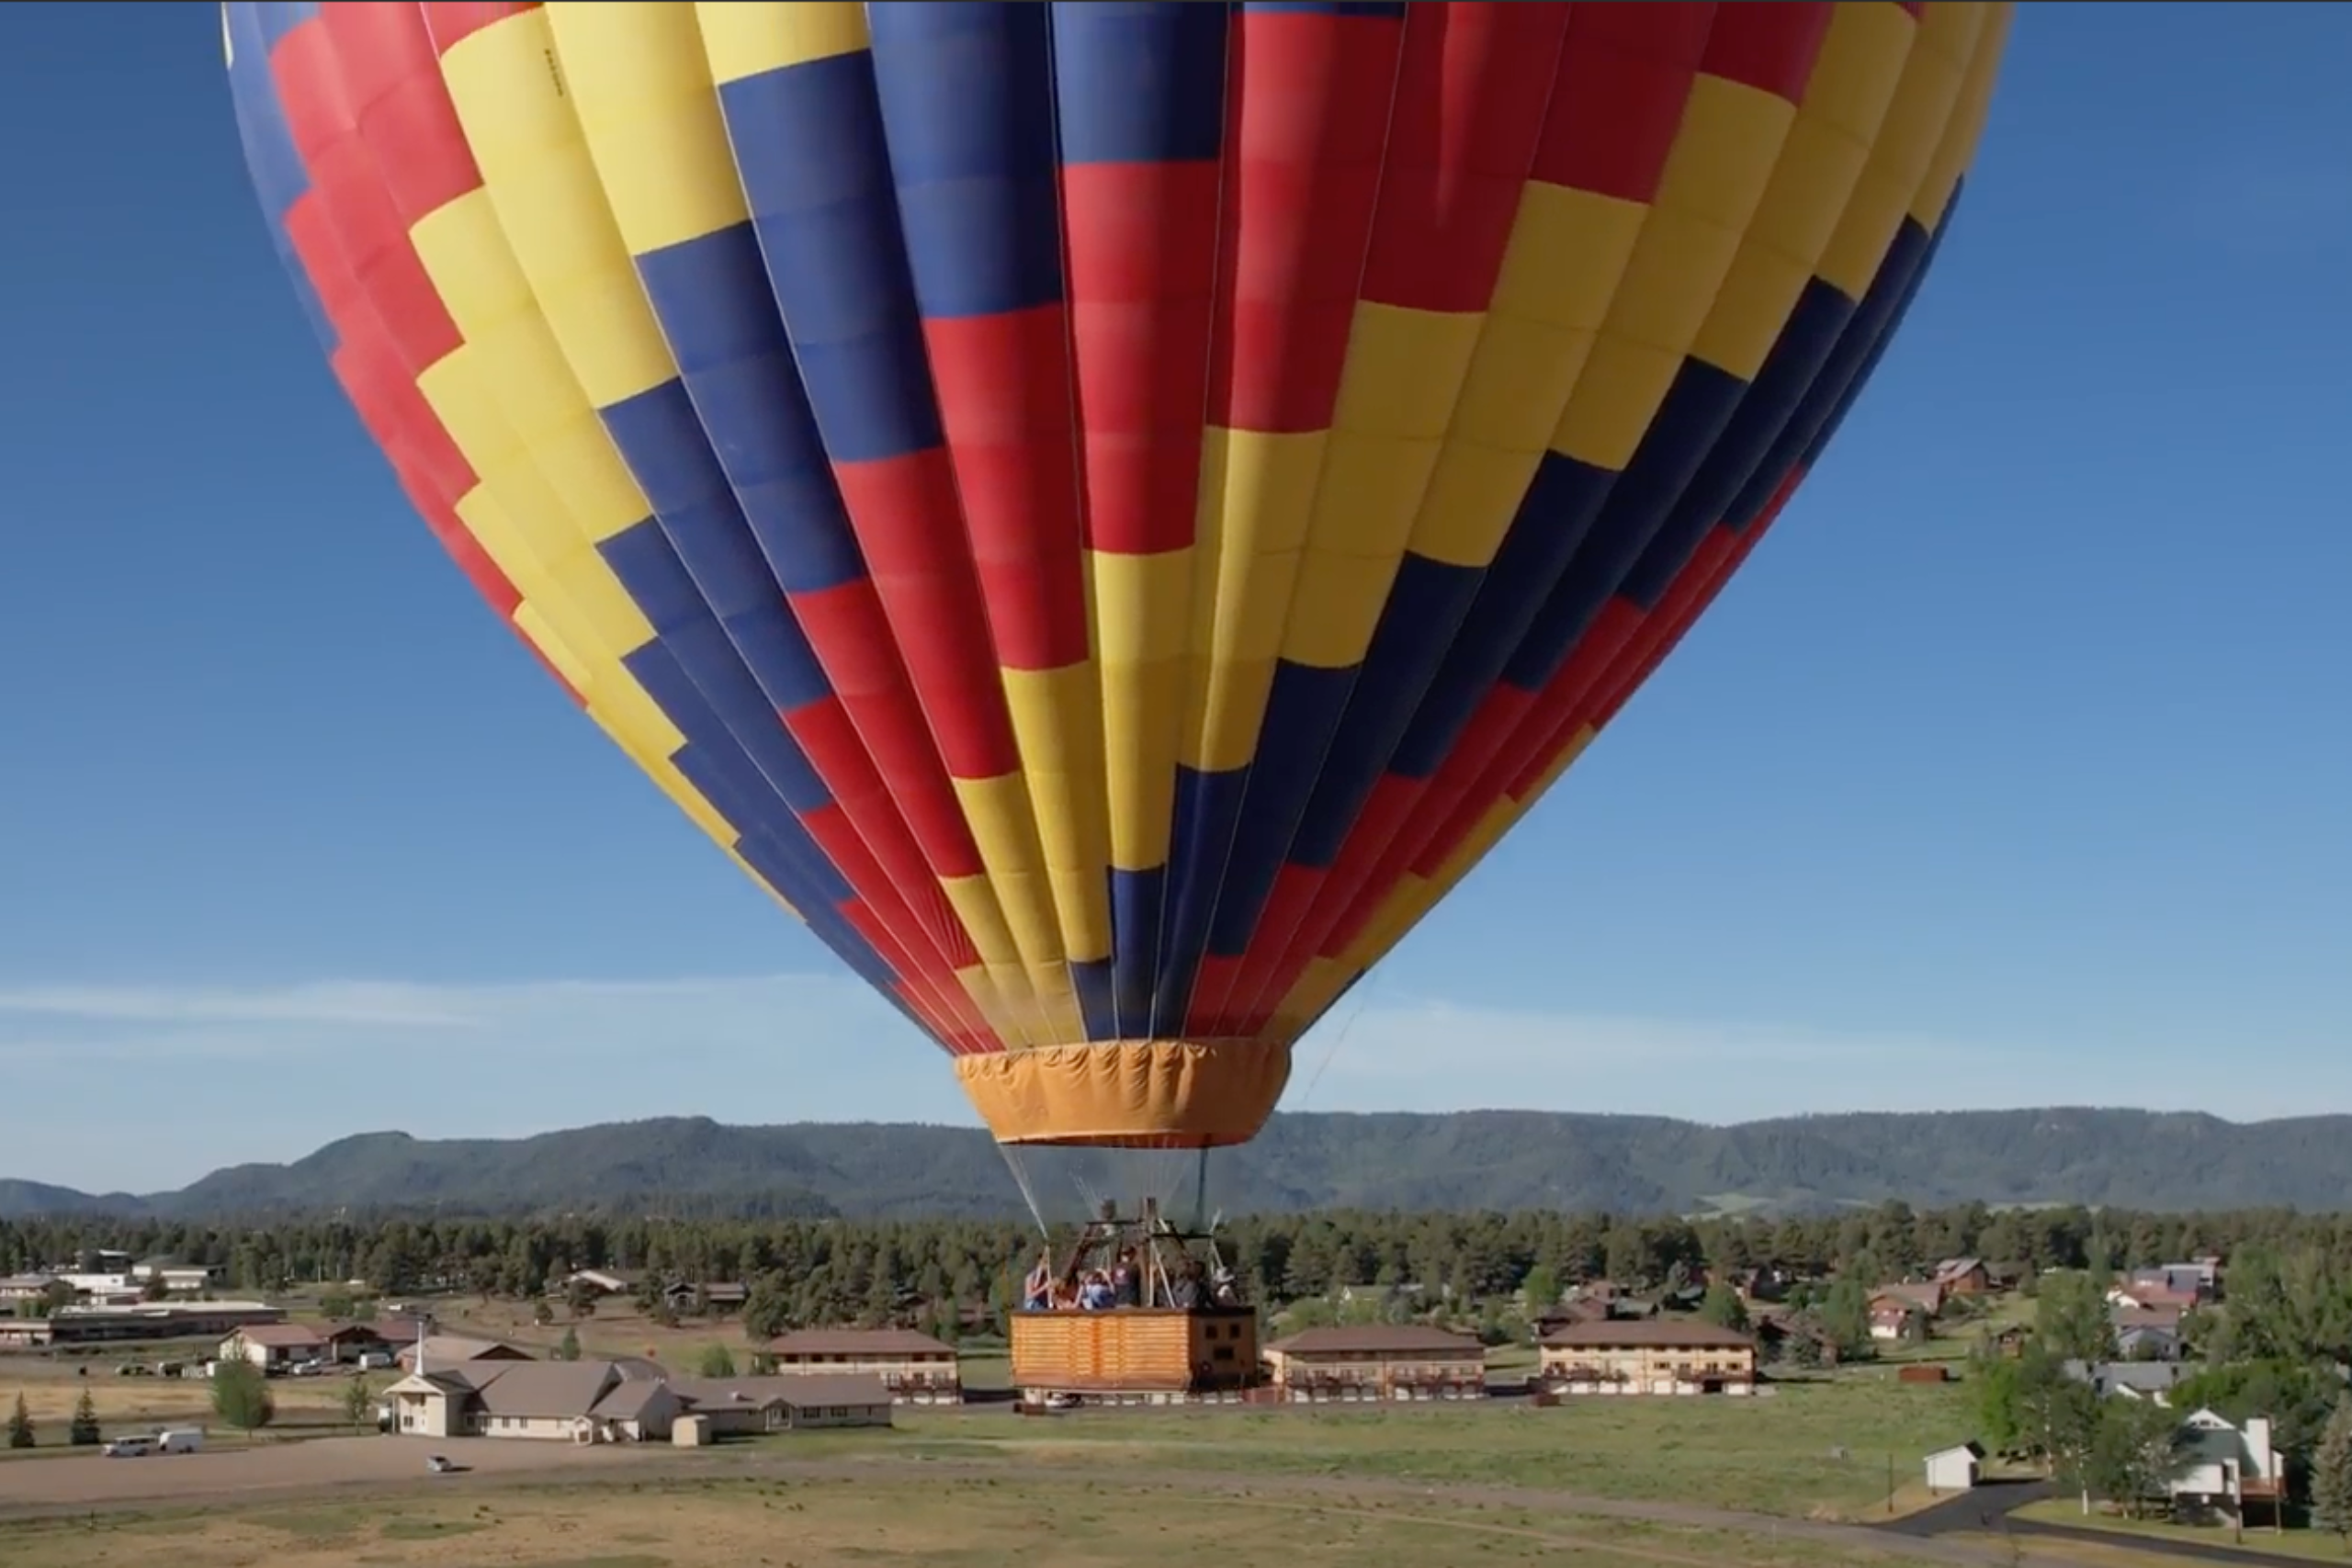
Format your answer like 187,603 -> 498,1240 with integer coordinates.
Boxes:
6,1107 -> 2348,1221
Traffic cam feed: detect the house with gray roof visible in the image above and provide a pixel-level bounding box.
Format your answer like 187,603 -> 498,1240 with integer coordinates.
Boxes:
385,1358 -> 888,1443
2116,1321 -> 2183,1362
393,1333 -> 533,1372
385,1359 -> 678,1442
670,1373 -> 894,1434
2169,1407 -> 2284,1525
2062,1359 -> 2193,1404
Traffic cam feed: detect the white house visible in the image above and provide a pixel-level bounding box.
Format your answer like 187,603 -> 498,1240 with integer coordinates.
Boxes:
2169,1408 -> 2283,1521
561,1268 -> 637,1297
133,1258 -> 221,1295
1924,1442 -> 1984,1494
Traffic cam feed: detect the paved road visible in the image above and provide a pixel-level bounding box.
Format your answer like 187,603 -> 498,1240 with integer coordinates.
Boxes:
1883,1480 -> 2057,1539
1881,1477 -> 2310,1565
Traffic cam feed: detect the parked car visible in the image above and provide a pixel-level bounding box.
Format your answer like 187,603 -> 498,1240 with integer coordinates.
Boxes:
101,1436 -> 154,1459
426,1453 -> 455,1473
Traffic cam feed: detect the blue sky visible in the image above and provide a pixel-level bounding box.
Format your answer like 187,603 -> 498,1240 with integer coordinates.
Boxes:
4,4 -> 2347,1193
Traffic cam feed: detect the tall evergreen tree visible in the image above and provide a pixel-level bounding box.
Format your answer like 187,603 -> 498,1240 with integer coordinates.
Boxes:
2312,1395 -> 2352,1545
68,1389 -> 101,1447
6,1392 -> 33,1450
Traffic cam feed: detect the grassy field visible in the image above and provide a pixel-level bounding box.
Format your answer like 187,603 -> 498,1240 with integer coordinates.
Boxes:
435,1298 -> 751,1355
734,1376 -> 1976,1521
1,1365 -> 387,1454
0,1474 -> 1989,1568
1,1349 -> 1974,1518
2012,1500 -> 2348,1562
1874,1293 -> 2039,1366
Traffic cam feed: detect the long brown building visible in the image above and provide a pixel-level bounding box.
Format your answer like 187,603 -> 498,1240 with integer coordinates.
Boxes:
764,1327 -> 961,1404
1536,1319 -> 1758,1395
1262,1325 -> 1488,1402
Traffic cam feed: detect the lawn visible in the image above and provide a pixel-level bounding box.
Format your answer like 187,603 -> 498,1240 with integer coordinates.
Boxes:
0,1474 -> 1978,1568
2012,1500 -> 2352,1562
0,1365 -> 383,1456
742,1377 -> 1977,1521
1877,1292 -> 2038,1366
431,1299 -> 760,1363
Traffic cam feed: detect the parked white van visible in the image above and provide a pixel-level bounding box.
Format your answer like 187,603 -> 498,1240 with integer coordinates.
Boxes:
156,1428 -> 204,1454
100,1436 -> 153,1458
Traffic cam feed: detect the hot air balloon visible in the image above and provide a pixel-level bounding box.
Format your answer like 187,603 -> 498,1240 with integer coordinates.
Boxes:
222,2 -> 2010,1167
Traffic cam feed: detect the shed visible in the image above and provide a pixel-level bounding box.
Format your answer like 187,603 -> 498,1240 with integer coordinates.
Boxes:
672,1414 -> 711,1448
1924,1441 -> 1984,1494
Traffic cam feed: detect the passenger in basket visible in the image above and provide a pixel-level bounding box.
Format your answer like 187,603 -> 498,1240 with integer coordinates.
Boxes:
1111,1250 -> 1142,1308
1022,1252 -> 1054,1312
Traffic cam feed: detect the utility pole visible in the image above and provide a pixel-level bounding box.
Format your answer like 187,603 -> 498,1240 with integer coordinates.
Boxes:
1887,1451 -> 1896,1514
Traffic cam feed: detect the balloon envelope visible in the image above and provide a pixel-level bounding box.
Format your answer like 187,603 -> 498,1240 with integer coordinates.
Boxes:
223,0 -> 2009,1148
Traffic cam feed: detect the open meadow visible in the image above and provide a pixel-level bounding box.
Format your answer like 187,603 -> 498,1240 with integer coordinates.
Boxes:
1,1361 -> 385,1453
825,1377 -> 1978,1520
2004,1502 -> 2342,1562
3,1352 -> 1979,1517
0,1474 -> 1967,1568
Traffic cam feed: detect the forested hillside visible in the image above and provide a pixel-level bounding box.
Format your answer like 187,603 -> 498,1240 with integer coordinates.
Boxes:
6,1107 -> 2349,1220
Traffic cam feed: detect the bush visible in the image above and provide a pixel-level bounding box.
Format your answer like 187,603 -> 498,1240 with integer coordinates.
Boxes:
210,1359 -> 275,1432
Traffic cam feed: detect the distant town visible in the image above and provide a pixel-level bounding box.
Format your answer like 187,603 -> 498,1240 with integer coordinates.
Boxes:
4,1196 -> 2344,1559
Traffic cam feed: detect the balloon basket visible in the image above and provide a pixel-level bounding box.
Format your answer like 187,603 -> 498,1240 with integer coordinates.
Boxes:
1007,1194 -> 1262,1402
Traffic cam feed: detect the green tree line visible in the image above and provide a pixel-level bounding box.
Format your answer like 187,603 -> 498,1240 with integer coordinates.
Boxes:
0,1199 -> 2333,1328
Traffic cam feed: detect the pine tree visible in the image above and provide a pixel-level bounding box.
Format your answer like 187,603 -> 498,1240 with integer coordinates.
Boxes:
2312,1395 -> 2352,1545
6,1393 -> 33,1450
557,1325 -> 582,1362
1700,1281 -> 1749,1331
68,1388 -> 101,1447
341,1372 -> 374,1431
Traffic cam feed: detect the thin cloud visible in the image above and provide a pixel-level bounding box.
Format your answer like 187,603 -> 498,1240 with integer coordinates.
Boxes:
0,971 -> 2329,1193
0,973 -> 909,1077
0,982 -> 481,1029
